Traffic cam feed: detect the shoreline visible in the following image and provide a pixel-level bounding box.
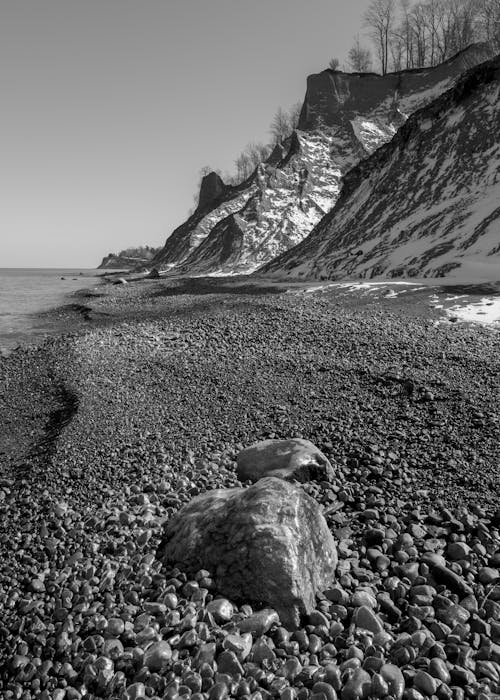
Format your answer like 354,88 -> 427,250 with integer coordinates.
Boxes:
0,270 -> 107,358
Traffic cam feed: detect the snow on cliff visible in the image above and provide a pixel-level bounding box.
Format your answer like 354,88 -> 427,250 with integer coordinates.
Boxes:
153,42 -> 495,275
259,56 -> 500,281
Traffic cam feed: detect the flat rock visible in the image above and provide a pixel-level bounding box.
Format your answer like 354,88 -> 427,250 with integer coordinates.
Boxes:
157,477 -> 338,628
236,439 -> 334,484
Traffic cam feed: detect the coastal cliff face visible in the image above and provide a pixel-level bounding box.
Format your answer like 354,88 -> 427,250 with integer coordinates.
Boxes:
260,56 -> 500,280
98,254 -> 148,270
98,246 -> 161,270
153,42 -> 495,276
298,41 -> 495,129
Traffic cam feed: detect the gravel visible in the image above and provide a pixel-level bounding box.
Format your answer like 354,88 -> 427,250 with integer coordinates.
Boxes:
0,277 -> 499,699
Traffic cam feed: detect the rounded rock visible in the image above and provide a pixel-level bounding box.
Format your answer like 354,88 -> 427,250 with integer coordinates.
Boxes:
340,668 -> 371,700
380,664 -> 405,700
143,641 -> 172,672
206,598 -> 234,624
413,670 -> 438,695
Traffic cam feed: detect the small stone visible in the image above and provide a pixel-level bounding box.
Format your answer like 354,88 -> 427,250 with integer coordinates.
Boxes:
208,681 -> 229,700
222,633 -> 252,660
483,599 -> 500,621
309,610 -> 329,627
125,682 -> 146,700
179,629 -> 199,648
236,439 -> 334,483
311,681 -> 337,700
193,642 -> 216,668
371,673 -> 389,698
440,604 -> 470,627
250,637 -> 276,665
103,638 -> 124,659
30,579 -> 46,593
447,542 -> 471,561
479,567 -> 500,585
430,564 -> 473,597
206,598 -> 234,623
340,668 -> 371,699
413,670 -> 438,695
237,609 -> 280,636
143,641 -> 172,672
95,656 -> 114,688
216,650 -> 244,678
281,657 -> 303,681
351,590 -> 377,608
379,664 -> 405,700
404,691 -> 425,700
106,618 -> 125,636
353,606 -> 384,635
429,658 -> 451,684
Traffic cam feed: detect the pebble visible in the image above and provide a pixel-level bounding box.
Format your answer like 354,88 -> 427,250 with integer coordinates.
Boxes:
340,668 -> 372,699
379,664 -> 405,699
142,641 -> 172,672
352,606 -> 384,635
223,633 -> 253,660
206,598 -> 234,623
413,669 -> 438,695
351,590 -> 377,608
238,608 -> 280,635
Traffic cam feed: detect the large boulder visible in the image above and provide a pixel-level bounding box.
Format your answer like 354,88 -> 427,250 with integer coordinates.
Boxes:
156,477 -> 338,628
236,438 -> 334,484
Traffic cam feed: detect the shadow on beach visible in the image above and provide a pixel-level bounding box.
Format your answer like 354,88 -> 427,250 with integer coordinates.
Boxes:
151,276 -> 289,298
436,282 -> 500,296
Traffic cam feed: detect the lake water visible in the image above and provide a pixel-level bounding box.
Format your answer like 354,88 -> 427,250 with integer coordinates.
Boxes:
0,268 -> 102,353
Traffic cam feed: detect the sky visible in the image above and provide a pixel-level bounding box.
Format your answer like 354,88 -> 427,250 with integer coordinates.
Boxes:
1,0 -> 370,268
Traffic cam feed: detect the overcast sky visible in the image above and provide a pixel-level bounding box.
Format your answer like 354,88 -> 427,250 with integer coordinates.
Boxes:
1,0 -> 369,268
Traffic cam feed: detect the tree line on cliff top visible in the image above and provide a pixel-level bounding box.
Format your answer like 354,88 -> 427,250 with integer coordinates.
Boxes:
336,0 -> 500,75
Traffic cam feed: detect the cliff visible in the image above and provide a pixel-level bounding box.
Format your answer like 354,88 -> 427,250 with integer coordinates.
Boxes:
259,55 -> 500,280
154,42 -> 496,276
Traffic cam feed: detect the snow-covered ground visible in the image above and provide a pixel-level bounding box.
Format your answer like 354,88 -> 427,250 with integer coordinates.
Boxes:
445,296 -> 500,324
295,278 -> 500,327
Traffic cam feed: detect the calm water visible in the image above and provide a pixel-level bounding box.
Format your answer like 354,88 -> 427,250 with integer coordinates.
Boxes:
0,268 -> 101,353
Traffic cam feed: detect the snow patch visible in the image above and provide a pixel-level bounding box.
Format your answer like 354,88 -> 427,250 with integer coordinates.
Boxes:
446,297 -> 500,325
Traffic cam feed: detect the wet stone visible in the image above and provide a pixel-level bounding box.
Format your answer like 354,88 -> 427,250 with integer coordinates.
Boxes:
238,609 -> 280,636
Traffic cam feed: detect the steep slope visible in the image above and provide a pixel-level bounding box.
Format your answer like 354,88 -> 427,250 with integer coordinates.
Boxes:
154,42 -> 495,275
259,56 -> 500,281
153,171 -> 257,268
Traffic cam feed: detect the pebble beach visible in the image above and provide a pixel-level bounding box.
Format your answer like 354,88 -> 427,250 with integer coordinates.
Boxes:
1,276 -> 500,700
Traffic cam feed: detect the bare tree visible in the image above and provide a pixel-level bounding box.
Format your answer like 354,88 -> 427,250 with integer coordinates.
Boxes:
234,142 -> 271,182
364,0 -> 397,74
248,142 -> 272,167
348,35 -> 373,71
235,152 -> 253,182
328,57 -> 341,70
269,102 -> 302,143
270,107 -> 292,144
478,0 -> 500,46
